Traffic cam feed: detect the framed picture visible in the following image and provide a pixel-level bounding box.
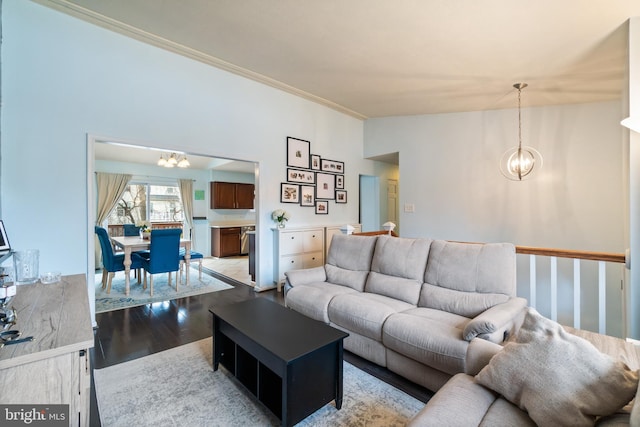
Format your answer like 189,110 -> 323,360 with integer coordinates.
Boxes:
287,168 -> 315,184
336,175 -> 344,189
320,158 -> 345,174
287,137 -> 310,169
315,200 -> 329,215
315,172 -> 335,199
300,185 -> 315,207
0,220 -> 10,252
280,183 -> 300,203
311,154 -> 321,170
336,190 -> 347,204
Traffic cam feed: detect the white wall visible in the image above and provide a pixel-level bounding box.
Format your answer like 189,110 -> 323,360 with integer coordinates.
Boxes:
1,2 -> 373,320
365,101 -> 627,335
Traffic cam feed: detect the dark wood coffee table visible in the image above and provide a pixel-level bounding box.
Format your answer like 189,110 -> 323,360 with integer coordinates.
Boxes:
210,298 -> 349,426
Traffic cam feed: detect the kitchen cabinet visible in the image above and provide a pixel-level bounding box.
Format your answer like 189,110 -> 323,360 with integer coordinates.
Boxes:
211,181 -> 254,209
273,226 -> 325,292
0,274 -> 93,426
212,227 -> 242,257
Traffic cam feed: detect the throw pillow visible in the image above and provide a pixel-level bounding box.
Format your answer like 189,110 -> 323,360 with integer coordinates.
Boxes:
476,308 -> 639,427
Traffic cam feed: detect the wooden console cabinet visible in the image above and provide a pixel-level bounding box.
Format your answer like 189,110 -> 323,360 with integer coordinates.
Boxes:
0,274 -> 94,426
273,226 -> 325,291
211,181 -> 254,209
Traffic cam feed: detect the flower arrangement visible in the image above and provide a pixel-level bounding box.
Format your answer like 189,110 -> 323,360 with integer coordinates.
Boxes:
271,209 -> 291,228
136,220 -> 151,232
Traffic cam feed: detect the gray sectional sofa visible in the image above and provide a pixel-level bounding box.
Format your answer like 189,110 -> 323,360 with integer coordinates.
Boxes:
408,310 -> 640,426
284,234 -> 527,391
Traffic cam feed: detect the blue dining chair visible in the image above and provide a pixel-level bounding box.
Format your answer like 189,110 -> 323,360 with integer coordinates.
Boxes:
95,226 -> 143,294
132,228 -> 182,296
123,224 -> 141,236
179,249 -> 204,284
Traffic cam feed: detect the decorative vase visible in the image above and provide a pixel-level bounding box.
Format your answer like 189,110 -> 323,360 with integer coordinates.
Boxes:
278,221 -> 286,229
142,230 -> 151,240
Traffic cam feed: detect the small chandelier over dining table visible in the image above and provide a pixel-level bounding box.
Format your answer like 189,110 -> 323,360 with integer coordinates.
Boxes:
499,83 -> 543,181
157,152 -> 190,168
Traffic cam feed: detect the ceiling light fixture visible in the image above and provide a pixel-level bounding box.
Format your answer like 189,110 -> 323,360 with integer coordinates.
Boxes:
500,83 -> 543,181
177,156 -> 190,168
157,152 -> 190,168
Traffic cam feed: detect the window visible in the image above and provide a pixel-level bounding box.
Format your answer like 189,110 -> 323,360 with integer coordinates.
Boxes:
108,183 -> 184,225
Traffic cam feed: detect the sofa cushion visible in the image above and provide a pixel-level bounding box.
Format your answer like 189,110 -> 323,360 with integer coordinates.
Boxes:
420,283 -> 510,318
324,234 -> 378,291
285,282 -> 357,323
476,308 -> 639,427
328,293 -> 414,341
420,240 -> 516,316
364,236 -> 431,304
365,272 -> 422,305
327,234 -> 378,271
370,236 -> 431,280
382,307 -> 470,375
325,264 -> 369,292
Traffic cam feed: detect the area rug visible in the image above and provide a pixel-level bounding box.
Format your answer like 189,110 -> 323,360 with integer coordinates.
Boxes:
94,338 -> 424,426
95,268 -> 234,313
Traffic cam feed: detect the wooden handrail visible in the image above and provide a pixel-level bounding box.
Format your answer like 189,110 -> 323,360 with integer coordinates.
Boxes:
353,230 -> 399,237
515,246 -> 626,264
430,239 -> 626,264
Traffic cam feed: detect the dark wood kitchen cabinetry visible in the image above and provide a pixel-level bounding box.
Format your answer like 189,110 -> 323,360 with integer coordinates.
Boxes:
211,181 -> 254,209
211,227 -> 242,257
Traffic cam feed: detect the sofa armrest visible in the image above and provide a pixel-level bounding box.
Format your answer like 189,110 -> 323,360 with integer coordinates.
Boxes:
407,373 -> 498,427
462,297 -> 527,342
465,338 -> 502,376
284,266 -> 327,287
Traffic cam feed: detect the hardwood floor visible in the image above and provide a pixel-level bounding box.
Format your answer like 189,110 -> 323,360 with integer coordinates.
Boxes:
90,277 -> 432,426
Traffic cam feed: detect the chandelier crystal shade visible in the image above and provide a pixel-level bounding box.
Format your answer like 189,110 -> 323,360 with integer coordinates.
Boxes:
499,83 -> 543,181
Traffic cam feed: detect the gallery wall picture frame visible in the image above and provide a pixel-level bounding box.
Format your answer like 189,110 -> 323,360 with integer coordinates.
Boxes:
336,175 -> 344,189
287,137 -> 311,169
315,200 -> 329,214
280,183 -> 300,203
320,159 -> 344,174
336,190 -> 347,204
0,220 -> 10,252
311,154 -> 321,170
315,172 -> 335,200
287,168 -> 315,184
300,185 -> 315,207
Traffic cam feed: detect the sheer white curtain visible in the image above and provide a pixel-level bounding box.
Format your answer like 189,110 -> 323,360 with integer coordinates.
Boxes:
178,179 -> 195,249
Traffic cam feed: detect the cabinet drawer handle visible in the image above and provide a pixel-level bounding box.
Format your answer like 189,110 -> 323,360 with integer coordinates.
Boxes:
311,257 -> 316,260
290,236 -> 295,240
290,260 -> 295,264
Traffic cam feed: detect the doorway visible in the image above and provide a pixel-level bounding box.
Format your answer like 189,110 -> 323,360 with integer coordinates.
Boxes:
89,138 -> 259,289
359,175 -> 380,232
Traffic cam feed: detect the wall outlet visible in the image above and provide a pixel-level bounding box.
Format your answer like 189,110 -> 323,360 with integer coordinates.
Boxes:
404,203 -> 415,213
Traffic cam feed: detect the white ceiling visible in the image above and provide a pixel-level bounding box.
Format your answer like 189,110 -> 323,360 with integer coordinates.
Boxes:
43,0 -> 640,119
94,142 -> 256,173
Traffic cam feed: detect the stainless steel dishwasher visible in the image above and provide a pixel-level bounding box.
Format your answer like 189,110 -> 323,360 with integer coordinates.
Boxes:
240,226 -> 255,255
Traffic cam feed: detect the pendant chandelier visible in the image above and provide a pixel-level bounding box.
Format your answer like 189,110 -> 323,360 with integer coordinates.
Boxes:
157,152 -> 190,168
500,83 -> 543,181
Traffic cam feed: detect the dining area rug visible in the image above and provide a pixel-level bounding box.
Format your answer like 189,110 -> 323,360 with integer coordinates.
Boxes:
93,337 -> 424,426
95,268 -> 234,313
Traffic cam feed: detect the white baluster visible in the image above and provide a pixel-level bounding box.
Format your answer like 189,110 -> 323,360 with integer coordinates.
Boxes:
551,257 -> 557,321
574,258 -> 581,329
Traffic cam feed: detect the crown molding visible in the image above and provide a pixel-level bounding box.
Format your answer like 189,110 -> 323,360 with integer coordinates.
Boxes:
32,0 -> 368,120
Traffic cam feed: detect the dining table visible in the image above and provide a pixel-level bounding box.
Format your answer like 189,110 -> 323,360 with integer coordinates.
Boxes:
110,235 -> 192,296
